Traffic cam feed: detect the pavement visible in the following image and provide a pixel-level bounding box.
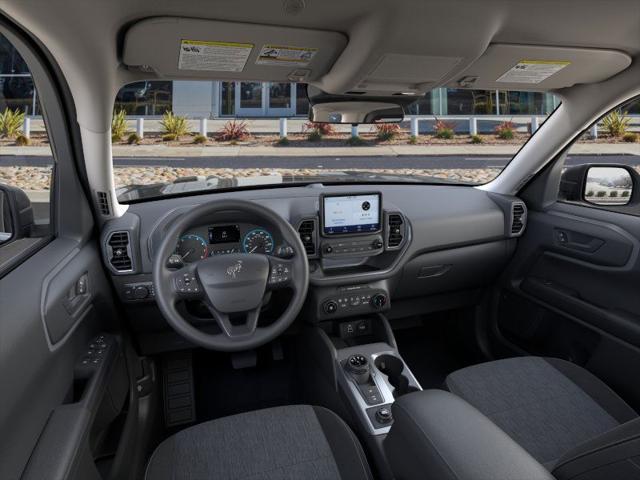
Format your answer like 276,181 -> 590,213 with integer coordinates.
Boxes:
2,152 -> 639,170
2,142 -> 640,159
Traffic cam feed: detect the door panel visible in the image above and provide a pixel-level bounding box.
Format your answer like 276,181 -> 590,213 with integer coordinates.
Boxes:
496,201 -> 640,411
0,237 -> 123,479
0,22 -> 131,480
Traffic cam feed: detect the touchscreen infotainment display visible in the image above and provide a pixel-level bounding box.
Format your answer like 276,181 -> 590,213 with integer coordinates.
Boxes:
322,193 -> 382,235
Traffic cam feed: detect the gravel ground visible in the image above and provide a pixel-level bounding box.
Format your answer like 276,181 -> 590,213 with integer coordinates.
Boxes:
0,165 -> 501,191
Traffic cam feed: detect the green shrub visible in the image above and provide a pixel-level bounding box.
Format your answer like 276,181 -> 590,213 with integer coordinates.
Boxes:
160,111 -> 189,139
0,108 -> 25,138
596,191 -> 606,197
346,135 -> 365,146
436,128 -> 454,139
215,120 -> 250,142
408,135 -> 417,145
434,119 -> 455,139
602,110 -> 630,137
610,191 -> 618,197
623,132 -> 638,143
276,137 -> 290,146
495,121 -> 515,140
307,130 -> 322,142
111,109 -> 128,142
162,133 -> 177,142
374,124 -> 401,141
586,190 -> 594,197
15,134 -> 30,146
470,134 -> 483,144
193,134 -> 208,144
127,133 -> 141,145
622,190 -> 630,197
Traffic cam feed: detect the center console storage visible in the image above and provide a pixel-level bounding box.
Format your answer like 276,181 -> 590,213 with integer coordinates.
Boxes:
384,390 -> 554,480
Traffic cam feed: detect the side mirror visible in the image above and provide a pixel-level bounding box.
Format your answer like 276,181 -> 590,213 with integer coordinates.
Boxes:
0,184 -> 34,245
559,164 -> 635,206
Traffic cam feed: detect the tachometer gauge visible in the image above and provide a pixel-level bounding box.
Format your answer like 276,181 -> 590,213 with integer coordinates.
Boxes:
175,234 -> 208,263
242,229 -> 274,254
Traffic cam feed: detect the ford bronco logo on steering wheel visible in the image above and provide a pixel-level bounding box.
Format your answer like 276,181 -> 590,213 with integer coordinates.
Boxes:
226,260 -> 243,279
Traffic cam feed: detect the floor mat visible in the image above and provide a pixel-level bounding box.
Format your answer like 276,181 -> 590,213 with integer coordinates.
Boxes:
192,340 -> 300,423
394,312 -> 484,389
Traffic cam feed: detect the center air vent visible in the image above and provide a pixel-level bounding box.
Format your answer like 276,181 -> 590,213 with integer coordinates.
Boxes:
387,213 -> 405,249
298,219 -> 317,257
511,203 -> 527,236
107,231 -> 133,272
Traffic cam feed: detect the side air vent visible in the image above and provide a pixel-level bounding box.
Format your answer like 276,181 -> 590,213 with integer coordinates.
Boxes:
107,231 -> 133,272
510,202 -> 527,236
387,213 -> 405,249
96,191 -> 111,216
298,219 -> 317,257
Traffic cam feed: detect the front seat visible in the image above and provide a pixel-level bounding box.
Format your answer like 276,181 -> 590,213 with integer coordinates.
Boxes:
146,405 -> 373,480
446,356 -> 640,477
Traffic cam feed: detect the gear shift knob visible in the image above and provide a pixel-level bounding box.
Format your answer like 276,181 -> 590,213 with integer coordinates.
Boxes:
345,354 -> 371,384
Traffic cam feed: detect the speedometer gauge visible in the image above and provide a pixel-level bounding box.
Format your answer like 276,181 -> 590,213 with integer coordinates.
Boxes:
175,234 -> 208,263
242,229 -> 274,254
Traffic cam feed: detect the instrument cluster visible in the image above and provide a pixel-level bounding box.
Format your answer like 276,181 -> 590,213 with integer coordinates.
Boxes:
170,224 -> 276,266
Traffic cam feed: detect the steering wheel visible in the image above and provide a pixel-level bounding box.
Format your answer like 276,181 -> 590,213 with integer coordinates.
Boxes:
152,199 -> 309,351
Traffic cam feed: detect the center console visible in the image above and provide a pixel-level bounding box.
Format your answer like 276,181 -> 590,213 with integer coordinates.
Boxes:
302,311 -> 422,479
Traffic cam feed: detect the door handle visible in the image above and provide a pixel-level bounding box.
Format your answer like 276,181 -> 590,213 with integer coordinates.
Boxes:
554,229 -> 604,253
64,273 -> 91,316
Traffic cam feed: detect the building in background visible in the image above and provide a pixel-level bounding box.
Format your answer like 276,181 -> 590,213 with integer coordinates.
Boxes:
0,35 -> 566,119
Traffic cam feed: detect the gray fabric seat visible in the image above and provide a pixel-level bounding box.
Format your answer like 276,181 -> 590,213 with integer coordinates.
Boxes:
146,405 -> 373,480
445,356 -> 638,469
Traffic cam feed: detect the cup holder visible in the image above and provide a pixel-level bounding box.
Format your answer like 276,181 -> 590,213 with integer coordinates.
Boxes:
374,354 -> 419,398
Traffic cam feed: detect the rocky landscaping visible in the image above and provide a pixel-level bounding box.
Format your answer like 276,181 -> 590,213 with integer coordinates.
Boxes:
0,165 -> 502,193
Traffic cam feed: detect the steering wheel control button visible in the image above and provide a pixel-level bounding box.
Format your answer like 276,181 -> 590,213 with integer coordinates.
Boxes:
269,262 -> 291,286
175,273 -> 200,295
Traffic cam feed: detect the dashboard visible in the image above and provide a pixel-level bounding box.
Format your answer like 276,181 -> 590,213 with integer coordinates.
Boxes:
100,184 -> 527,354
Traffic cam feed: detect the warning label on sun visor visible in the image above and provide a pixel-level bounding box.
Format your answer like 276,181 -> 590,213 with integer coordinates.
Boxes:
178,40 -> 253,72
497,60 -> 570,84
256,45 -> 317,66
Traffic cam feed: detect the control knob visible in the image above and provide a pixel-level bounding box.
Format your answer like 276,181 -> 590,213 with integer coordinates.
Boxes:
323,300 -> 338,314
371,293 -> 387,309
375,406 -> 393,424
345,354 -> 371,384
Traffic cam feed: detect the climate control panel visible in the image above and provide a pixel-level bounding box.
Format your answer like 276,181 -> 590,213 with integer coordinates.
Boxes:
320,285 -> 389,319
320,234 -> 385,258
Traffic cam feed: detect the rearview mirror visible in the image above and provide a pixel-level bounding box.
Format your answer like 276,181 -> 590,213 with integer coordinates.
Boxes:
584,166 -> 633,206
306,85 -> 417,124
0,184 -> 34,245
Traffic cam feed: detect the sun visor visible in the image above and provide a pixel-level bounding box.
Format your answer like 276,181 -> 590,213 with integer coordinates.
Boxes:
122,17 -> 347,83
449,44 -> 631,91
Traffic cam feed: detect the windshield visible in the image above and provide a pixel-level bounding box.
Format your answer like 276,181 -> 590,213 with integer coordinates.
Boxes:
108,81 -> 560,202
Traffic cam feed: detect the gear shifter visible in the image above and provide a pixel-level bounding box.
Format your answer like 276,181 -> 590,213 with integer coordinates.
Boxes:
345,354 -> 371,384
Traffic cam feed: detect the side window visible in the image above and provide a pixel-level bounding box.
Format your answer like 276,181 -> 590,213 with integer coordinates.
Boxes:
559,96 -> 640,213
0,33 -> 54,252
